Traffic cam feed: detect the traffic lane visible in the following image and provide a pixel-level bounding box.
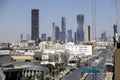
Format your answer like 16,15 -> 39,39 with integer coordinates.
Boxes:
64,67 -> 83,80
85,53 -> 107,80
64,56 -> 100,80
64,51 -> 104,80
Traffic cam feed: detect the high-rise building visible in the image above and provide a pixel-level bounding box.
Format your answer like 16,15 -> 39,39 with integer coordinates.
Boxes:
86,25 -> 92,42
76,14 -> 84,42
74,32 -> 77,44
67,30 -> 72,42
47,37 -> 51,41
61,17 -> 66,42
41,33 -> 46,41
101,31 -> 107,41
52,22 -> 55,41
59,32 -> 65,43
20,34 -> 23,42
31,9 -> 39,45
55,26 -> 60,41
61,17 -> 66,33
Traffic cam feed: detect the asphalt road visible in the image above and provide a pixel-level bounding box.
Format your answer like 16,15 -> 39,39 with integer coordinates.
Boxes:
64,51 -> 103,80
85,50 -> 110,80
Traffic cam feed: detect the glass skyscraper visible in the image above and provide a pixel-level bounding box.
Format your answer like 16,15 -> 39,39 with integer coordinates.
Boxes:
61,17 -> 66,33
31,9 -> 39,45
76,14 -> 84,42
61,17 -> 66,42
67,30 -> 72,42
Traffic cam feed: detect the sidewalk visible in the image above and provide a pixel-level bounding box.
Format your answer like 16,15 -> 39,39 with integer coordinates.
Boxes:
104,72 -> 113,80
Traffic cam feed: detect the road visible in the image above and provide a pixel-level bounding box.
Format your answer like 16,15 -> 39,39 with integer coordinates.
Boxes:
85,50 -> 111,80
64,51 -> 103,80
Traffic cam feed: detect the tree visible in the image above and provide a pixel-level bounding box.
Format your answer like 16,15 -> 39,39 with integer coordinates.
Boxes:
20,76 -> 31,80
44,64 -> 54,73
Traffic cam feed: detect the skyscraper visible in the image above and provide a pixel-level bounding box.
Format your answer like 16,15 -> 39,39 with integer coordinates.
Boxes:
52,22 -> 55,41
61,17 -> 66,42
76,14 -> 84,42
61,17 -> 66,33
86,25 -> 92,42
74,32 -> 77,44
101,31 -> 107,41
20,34 -> 23,42
55,26 -> 60,41
31,9 -> 39,45
41,33 -> 46,41
67,30 -> 72,42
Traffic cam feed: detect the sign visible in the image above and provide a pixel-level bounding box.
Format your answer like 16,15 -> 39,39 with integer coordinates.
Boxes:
83,67 -> 100,73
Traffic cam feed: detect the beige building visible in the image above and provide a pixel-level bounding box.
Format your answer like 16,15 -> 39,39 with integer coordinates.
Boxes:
39,41 -> 65,50
86,25 -> 92,42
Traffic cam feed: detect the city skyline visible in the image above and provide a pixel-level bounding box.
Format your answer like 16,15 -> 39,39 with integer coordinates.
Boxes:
0,0 -> 116,42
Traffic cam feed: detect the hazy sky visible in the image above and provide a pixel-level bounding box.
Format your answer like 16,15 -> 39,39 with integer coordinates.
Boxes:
0,0 -> 116,42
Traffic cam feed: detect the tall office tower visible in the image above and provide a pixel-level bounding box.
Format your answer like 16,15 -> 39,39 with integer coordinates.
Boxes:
61,17 -> 66,42
74,32 -> 77,44
86,25 -> 92,42
20,34 -> 23,42
61,17 -> 66,33
101,31 -> 107,41
31,9 -> 39,45
41,33 -> 46,41
55,26 -> 60,41
67,30 -> 72,42
52,22 -> 55,41
76,14 -> 84,42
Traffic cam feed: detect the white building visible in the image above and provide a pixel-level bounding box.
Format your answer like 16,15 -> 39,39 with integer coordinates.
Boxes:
66,42 -> 92,60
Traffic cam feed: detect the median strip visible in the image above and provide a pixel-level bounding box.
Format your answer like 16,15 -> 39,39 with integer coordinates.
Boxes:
79,73 -> 88,80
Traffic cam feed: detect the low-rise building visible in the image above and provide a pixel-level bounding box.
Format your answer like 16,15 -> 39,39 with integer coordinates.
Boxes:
66,42 -> 92,60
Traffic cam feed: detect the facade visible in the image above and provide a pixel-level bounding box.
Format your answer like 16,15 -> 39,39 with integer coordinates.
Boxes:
101,31 -> 107,41
59,32 -> 66,43
52,22 -> 55,41
20,34 -> 23,42
61,17 -> 66,42
61,17 -> 66,33
39,41 -> 65,51
76,14 -> 84,42
41,33 -> 46,41
0,43 -> 10,49
86,25 -> 92,42
31,9 -> 39,45
66,42 -> 92,60
47,37 -> 51,41
0,52 -> 13,68
55,26 -> 60,41
74,32 -> 77,44
67,30 -> 72,42
114,48 -> 120,80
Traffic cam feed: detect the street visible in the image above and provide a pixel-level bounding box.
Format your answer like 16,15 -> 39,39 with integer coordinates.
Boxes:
64,51 -> 104,80
85,50 -> 111,80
